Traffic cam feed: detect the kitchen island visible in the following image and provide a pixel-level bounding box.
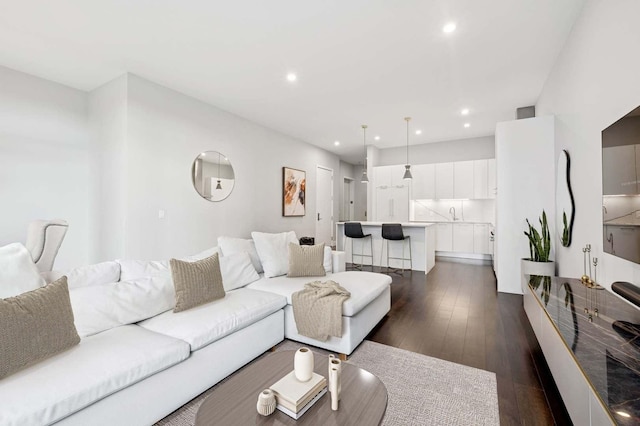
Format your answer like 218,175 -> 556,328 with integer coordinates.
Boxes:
336,222 -> 436,273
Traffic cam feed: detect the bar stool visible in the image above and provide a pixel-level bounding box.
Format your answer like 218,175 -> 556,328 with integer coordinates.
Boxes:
381,223 -> 412,274
344,222 -> 373,270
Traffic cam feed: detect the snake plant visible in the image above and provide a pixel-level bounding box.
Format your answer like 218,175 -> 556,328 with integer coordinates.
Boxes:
524,210 -> 551,262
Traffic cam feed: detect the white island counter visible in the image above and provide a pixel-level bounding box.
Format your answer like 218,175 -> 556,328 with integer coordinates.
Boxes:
336,222 -> 436,274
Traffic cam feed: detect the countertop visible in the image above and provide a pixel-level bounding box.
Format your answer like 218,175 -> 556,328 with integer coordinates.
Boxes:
336,221 -> 435,228
604,218 -> 640,227
412,220 -> 494,225
528,276 -> 640,424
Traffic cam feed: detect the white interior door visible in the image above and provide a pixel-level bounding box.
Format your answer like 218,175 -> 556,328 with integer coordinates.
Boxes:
342,178 -> 354,221
316,166 -> 333,245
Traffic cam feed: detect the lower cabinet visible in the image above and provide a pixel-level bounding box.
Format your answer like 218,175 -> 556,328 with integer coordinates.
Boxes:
473,224 -> 491,254
435,223 -> 453,251
453,223 -> 474,253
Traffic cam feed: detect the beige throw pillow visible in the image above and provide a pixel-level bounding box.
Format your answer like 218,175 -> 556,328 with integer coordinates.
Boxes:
0,276 -> 80,379
170,253 -> 225,313
288,243 -> 327,277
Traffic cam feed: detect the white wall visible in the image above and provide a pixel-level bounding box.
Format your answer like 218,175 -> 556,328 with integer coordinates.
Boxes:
120,74 -> 341,260
376,136 -> 495,166
496,116 -> 555,294
536,0 -> 640,288
0,65 -> 89,269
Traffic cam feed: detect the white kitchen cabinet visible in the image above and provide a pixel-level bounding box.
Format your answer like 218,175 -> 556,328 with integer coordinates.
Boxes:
454,161 -> 474,199
435,223 -> 453,251
473,224 -> 490,254
373,166 -> 392,188
453,223 -> 474,253
375,186 -> 409,222
435,163 -> 454,199
603,145 -> 637,195
473,160 -> 488,199
411,164 -> 435,199
487,158 -> 497,199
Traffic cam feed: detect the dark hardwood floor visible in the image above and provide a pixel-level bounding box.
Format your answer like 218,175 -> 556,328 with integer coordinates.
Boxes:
359,259 -> 572,426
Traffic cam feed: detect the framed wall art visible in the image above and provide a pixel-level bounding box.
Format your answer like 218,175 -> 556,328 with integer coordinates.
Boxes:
282,167 -> 306,217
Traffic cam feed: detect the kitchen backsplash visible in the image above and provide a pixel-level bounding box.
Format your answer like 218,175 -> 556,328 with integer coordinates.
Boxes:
411,199 -> 495,223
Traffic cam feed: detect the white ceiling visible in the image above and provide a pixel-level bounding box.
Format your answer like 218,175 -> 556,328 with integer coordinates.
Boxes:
0,0 -> 585,164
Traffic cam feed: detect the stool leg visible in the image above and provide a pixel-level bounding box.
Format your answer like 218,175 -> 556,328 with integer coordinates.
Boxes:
369,236 -> 373,271
408,236 -> 413,272
401,239 -> 405,274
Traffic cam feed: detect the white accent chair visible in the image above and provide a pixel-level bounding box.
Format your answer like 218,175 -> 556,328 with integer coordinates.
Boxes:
25,219 -> 68,272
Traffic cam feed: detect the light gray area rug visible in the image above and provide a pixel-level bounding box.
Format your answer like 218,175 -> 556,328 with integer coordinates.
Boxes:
156,340 -> 499,426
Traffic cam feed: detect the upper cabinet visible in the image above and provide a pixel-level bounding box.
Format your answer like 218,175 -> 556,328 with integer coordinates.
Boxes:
435,163 -> 454,199
473,160 -> 488,199
487,159 -> 497,199
454,161 -> 474,199
411,164 -> 435,199
602,145 -> 637,195
374,164 -> 409,188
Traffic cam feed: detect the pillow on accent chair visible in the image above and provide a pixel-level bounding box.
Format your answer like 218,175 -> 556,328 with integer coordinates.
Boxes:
251,231 -> 299,278
0,276 -> 80,379
218,237 -> 263,273
219,252 -> 260,291
288,243 -> 327,277
0,243 -> 46,298
69,274 -> 175,337
170,253 -> 225,312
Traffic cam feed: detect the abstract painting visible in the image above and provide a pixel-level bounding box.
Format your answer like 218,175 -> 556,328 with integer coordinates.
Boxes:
283,167 -> 306,216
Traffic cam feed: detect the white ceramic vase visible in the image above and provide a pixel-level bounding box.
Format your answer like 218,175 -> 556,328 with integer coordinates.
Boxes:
294,347 -> 314,382
256,389 -> 276,416
328,355 -> 342,400
329,367 -> 339,411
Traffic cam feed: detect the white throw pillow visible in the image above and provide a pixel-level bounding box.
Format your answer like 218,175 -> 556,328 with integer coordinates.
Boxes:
64,261 -> 121,289
117,259 -> 169,281
0,243 -> 45,298
218,237 -> 263,273
251,231 -> 299,278
219,252 -> 260,291
184,246 -> 220,262
69,274 -> 175,337
323,246 -> 333,274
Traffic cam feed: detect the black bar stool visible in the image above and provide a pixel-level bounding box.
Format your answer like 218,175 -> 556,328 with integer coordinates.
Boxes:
381,223 -> 412,274
344,222 -> 373,270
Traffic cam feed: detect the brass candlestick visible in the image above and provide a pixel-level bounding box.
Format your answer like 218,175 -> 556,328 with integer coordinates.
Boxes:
581,245 -> 590,283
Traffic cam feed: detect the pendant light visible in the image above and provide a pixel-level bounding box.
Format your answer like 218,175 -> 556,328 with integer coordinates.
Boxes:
403,117 -> 413,180
215,152 -> 223,190
361,124 -> 369,183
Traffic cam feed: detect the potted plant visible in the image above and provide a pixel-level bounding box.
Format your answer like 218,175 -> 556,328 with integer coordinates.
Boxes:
521,210 -> 555,293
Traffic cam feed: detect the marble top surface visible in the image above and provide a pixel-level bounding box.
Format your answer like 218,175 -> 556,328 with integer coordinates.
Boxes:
336,221 -> 435,228
529,276 -> 640,425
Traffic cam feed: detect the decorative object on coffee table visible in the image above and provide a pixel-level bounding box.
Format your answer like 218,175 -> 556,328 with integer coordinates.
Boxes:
328,354 -> 341,400
256,389 -> 276,416
329,367 -> 339,411
294,347 -> 314,382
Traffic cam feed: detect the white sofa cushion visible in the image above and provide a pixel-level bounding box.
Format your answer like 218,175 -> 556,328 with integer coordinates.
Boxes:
219,252 -> 260,291
65,261 -> 121,289
70,275 -> 175,337
323,246 -> 332,274
0,243 -> 45,298
0,325 -> 189,426
182,246 -> 220,262
117,259 -> 169,281
246,271 -> 391,317
218,236 -> 263,273
251,231 -> 298,278
138,288 -> 286,351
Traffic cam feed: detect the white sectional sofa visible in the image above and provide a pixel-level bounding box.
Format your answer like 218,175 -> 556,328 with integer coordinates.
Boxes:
0,236 -> 391,425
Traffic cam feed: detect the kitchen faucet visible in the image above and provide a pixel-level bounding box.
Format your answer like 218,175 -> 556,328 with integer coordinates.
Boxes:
449,207 -> 458,221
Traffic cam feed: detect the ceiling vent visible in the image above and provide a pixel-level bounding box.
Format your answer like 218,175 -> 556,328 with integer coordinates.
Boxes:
516,106 -> 536,120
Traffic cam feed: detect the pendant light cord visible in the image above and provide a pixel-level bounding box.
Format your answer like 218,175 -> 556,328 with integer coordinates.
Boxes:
405,117 -> 411,165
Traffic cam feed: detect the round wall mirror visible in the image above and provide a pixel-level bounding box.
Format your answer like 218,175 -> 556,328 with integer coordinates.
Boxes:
556,149 -> 575,247
191,151 -> 235,202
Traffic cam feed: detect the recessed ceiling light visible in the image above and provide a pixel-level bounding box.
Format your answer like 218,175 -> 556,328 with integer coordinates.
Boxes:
461,108 -> 470,115
443,22 -> 457,34
374,136 -> 380,141
334,141 -> 340,146
286,73 -> 297,82
464,123 -> 470,128
415,130 -> 422,135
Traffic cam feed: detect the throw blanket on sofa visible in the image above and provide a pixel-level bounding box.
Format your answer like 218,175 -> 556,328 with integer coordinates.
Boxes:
292,280 -> 351,341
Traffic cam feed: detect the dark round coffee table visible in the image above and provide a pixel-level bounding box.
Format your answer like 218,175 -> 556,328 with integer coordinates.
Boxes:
195,350 -> 387,425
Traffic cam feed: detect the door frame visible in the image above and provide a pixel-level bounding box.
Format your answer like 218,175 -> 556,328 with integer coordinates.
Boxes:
316,165 -> 334,245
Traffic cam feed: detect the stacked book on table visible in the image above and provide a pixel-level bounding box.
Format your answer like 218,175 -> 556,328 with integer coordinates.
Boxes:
270,371 -> 327,419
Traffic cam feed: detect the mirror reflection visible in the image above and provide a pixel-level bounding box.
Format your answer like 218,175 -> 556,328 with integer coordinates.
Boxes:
556,150 -> 574,247
191,151 -> 235,202
602,105 -> 640,263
